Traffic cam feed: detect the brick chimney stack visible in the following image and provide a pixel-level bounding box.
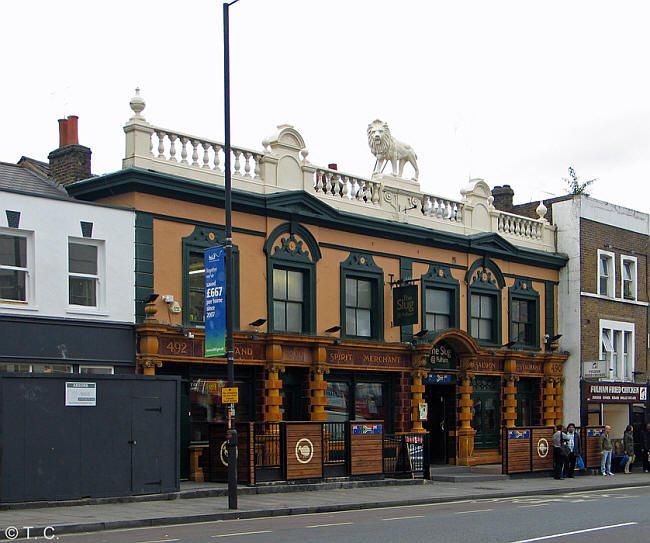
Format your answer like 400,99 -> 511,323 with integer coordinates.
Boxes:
48,115 -> 92,186
491,185 -> 514,212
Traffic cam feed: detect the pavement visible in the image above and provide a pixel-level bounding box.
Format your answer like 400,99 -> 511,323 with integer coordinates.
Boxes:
2,471 -> 650,539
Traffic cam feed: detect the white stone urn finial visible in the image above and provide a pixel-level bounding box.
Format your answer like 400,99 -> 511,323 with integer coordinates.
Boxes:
536,200 -> 548,220
300,148 -> 309,162
129,87 -> 146,120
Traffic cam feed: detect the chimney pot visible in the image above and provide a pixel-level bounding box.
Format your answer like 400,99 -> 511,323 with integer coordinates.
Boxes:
66,115 -> 79,145
58,118 -> 69,147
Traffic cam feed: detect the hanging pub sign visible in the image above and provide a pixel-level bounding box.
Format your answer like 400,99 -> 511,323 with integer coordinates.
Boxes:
393,284 -> 418,327
204,246 -> 226,357
585,382 -> 648,403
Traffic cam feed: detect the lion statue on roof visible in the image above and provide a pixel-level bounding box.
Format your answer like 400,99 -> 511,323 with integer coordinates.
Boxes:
367,119 -> 419,181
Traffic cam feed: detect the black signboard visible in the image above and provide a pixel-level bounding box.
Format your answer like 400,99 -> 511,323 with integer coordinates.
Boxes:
393,285 -> 418,326
428,341 -> 457,370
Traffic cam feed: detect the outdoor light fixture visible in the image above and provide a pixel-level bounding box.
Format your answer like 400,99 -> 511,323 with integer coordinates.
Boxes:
145,293 -> 159,303
249,318 -> 267,327
325,325 -> 342,333
414,329 -> 429,338
502,341 -> 516,349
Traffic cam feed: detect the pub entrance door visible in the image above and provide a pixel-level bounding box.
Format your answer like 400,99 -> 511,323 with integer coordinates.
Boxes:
472,376 -> 501,449
424,384 -> 456,464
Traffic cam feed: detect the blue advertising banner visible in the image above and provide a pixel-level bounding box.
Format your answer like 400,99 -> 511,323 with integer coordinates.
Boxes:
204,246 -> 225,357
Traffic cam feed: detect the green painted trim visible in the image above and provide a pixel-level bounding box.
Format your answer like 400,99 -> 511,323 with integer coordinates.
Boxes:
399,258 -> 414,342
134,210 -> 266,237
465,256 -> 506,288
265,222 -> 318,334
135,212 -> 153,323
503,272 -> 559,286
508,277 -> 541,350
67,168 -> 568,270
421,264 -> 461,336
545,281 -> 555,337
340,252 -> 384,341
320,242 -> 468,270
181,225 -> 240,329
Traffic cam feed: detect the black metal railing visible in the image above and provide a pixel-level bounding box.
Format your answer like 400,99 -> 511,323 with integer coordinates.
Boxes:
323,422 -> 348,476
253,422 -> 283,481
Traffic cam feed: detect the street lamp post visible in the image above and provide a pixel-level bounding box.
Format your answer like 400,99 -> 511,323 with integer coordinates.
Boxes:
223,0 -> 239,511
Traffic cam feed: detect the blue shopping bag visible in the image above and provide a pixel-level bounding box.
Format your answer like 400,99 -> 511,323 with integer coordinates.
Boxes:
576,456 -> 585,470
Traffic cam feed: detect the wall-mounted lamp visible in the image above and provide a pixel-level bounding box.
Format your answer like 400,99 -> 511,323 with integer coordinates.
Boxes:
145,293 -> 159,304
249,318 -> 267,328
502,341 -> 516,349
325,325 -> 342,334
544,334 -> 562,352
414,329 -> 429,338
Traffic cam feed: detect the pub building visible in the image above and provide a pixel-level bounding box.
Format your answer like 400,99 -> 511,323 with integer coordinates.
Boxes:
68,92 -> 569,474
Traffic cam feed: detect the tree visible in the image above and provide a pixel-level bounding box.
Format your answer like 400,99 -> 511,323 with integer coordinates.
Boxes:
564,166 -> 595,196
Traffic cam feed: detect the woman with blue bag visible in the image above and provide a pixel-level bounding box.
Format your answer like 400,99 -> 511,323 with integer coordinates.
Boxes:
565,423 -> 582,478
623,425 -> 635,474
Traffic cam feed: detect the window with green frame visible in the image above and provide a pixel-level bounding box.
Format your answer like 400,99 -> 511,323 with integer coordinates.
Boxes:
421,264 -> 460,332
340,253 -> 384,340
465,258 -> 504,346
508,278 -> 540,349
182,226 -> 239,328
264,223 -> 321,334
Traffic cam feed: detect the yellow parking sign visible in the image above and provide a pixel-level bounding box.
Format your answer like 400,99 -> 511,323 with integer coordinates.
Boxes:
221,387 -> 239,404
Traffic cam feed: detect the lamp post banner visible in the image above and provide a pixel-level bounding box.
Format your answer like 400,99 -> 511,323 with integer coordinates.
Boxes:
204,246 -> 226,357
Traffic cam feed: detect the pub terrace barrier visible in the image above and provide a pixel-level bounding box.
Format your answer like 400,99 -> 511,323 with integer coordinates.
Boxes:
502,426 -> 605,475
204,421 -> 408,484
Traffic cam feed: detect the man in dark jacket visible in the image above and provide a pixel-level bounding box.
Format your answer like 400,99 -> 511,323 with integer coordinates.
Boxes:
565,423 -> 582,478
552,424 -> 569,479
642,423 -> 650,472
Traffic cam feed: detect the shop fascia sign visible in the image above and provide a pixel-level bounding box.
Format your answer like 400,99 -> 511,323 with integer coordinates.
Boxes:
585,382 -> 648,403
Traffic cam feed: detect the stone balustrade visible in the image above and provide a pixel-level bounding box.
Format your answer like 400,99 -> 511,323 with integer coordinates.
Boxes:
151,127 -> 263,180
122,89 -> 557,253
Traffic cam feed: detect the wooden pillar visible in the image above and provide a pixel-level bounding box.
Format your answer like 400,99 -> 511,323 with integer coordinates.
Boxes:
264,343 -> 284,422
554,378 -> 565,426
542,378 -> 556,427
137,300 -> 161,375
503,357 -> 518,428
410,367 -> 427,434
457,368 -> 476,466
310,346 -> 328,422
503,375 -> 518,428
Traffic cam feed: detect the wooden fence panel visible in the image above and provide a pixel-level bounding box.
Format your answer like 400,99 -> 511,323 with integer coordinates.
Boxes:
504,429 -> 531,474
531,428 -> 554,472
285,423 -> 323,480
350,421 -> 383,475
583,426 -> 605,469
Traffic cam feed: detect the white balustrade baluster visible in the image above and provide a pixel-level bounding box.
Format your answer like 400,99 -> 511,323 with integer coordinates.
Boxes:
253,154 -> 261,179
191,140 -> 200,166
332,174 -> 341,196
180,137 -> 189,164
244,152 -> 252,177
212,144 -> 221,171
202,142 -> 211,168
168,134 -> 178,162
233,150 -> 242,175
371,181 -> 380,204
156,131 -> 166,159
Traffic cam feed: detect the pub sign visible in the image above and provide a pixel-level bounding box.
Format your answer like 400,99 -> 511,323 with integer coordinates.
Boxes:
393,284 -> 418,326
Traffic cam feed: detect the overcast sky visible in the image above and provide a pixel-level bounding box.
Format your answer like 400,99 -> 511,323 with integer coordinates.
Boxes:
4,1 -> 650,212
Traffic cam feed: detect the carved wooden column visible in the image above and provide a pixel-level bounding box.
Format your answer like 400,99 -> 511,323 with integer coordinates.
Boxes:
264,343 -> 284,422
457,356 -> 476,465
310,345 -> 329,422
503,357 -> 518,428
137,299 -> 162,375
554,377 -> 565,426
542,378 -> 557,427
410,355 -> 428,434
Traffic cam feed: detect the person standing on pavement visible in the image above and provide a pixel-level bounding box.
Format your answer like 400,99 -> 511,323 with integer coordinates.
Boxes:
623,425 -> 635,474
642,423 -> 650,473
565,423 -> 582,478
600,425 -> 614,476
552,424 -> 569,480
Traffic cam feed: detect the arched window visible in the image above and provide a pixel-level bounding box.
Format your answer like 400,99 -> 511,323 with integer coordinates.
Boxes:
264,223 -> 321,334
465,257 -> 504,346
340,253 -> 384,340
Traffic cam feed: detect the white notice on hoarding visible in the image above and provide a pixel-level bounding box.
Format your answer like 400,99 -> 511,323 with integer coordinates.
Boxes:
583,360 -> 608,379
65,382 -> 97,406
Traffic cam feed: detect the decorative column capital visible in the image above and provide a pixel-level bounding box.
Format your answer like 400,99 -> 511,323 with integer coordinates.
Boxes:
265,362 -> 285,375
